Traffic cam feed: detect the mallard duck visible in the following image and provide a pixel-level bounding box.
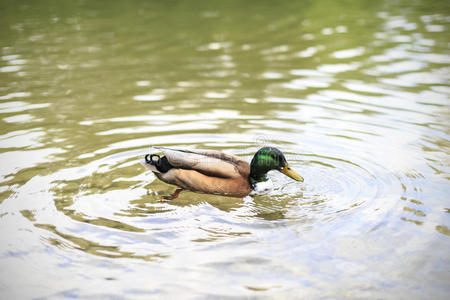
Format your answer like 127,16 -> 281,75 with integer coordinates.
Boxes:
141,146 -> 303,198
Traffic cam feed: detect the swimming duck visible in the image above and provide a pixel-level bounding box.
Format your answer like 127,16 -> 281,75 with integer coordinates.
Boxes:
141,146 -> 303,198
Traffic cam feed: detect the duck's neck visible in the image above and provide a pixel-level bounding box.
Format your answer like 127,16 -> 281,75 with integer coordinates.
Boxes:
249,172 -> 269,189
249,152 -> 273,189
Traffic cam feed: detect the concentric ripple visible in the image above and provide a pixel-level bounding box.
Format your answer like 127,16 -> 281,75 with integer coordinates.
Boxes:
0,0 -> 449,298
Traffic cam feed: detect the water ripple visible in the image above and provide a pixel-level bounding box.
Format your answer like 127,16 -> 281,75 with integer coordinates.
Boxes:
0,1 -> 449,298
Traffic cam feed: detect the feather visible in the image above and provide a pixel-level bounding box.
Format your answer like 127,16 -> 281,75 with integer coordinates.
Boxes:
155,147 -> 248,178
157,168 -> 251,197
140,159 -> 160,173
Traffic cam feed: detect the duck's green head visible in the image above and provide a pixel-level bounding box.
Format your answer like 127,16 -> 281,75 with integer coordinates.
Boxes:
249,147 -> 304,187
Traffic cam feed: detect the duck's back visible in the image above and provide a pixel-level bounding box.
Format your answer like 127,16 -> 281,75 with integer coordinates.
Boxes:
155,147 -> 250,178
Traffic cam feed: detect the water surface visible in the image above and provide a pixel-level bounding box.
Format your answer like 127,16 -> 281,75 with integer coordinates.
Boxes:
0,0 -> 449,298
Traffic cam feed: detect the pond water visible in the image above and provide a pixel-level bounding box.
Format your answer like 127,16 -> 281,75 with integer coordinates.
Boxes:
0,0 -> 449,298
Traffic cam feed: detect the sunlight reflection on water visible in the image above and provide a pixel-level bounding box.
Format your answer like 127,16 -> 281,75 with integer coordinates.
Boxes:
0,0 -> 449,298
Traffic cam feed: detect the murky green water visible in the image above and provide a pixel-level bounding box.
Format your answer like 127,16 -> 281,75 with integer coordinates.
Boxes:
1,0 -> 449,298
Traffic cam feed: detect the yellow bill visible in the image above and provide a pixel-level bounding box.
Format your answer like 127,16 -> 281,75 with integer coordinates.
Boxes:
280,164 -> 304,182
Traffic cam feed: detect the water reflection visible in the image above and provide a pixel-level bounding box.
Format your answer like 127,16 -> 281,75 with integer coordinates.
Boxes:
0,0 -> 449,298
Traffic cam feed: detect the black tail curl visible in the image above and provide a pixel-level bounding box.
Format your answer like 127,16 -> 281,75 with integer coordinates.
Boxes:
144,154 -> 173,173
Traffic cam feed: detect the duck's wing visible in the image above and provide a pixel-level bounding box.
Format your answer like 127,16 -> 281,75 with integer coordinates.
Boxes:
154,147 -> 249,179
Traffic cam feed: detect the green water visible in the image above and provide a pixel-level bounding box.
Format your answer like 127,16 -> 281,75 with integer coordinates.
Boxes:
0,0 -> 449,298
